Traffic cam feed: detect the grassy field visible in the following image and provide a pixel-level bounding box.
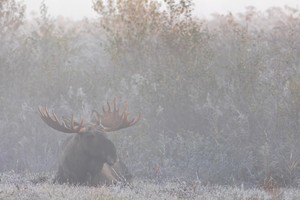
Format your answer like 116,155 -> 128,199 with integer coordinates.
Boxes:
0,172 -> 300,200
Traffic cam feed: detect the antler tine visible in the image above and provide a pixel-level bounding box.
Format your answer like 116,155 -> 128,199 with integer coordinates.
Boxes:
130,113 -> 141,126
102,101 -> 111,113
75,118 -> 85,132
119,112 -> 141,129
91,110 -> 101,123
107,101 -> 111,112
39,106 -> 57,125
40,106 -> 50,119
122,100 -> 128,114
62,116 -> 70,125
113,97 -> 120,113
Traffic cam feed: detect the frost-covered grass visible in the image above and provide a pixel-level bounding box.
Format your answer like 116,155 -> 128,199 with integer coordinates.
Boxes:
0,172 -> 300,200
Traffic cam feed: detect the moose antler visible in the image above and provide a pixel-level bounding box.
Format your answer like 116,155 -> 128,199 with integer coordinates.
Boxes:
91,98 -> 141,132
38,106 -> 88,133
38,98 -> 141,134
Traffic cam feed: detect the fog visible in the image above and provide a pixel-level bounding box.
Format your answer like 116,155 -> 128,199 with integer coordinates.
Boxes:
1,0 -> 300,188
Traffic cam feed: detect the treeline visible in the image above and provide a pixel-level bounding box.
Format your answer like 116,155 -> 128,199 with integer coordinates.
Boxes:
0,0 -> 300,187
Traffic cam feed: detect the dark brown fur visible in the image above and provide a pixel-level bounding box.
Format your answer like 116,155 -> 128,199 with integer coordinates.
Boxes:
54,133 -> 117,186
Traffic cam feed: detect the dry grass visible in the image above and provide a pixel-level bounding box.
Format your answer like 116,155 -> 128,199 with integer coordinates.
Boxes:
1,172 -> 300,200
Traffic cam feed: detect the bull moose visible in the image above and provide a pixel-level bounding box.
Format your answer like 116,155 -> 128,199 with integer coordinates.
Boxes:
38,98 -> 140,186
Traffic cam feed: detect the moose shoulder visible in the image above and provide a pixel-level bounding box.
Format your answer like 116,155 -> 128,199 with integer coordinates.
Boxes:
38,98 -> 140,186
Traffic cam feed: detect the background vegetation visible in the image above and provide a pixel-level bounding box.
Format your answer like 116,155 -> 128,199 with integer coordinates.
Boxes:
0,0 -> 300,188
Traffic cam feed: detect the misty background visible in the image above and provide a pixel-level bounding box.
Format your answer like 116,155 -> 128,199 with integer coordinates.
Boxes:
0,0 -> 300,188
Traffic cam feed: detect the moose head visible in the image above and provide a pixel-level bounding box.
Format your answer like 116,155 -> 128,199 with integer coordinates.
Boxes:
38,98 -> 140,186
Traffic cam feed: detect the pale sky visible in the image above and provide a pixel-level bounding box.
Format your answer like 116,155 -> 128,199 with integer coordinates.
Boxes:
23,0 -> 300,20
